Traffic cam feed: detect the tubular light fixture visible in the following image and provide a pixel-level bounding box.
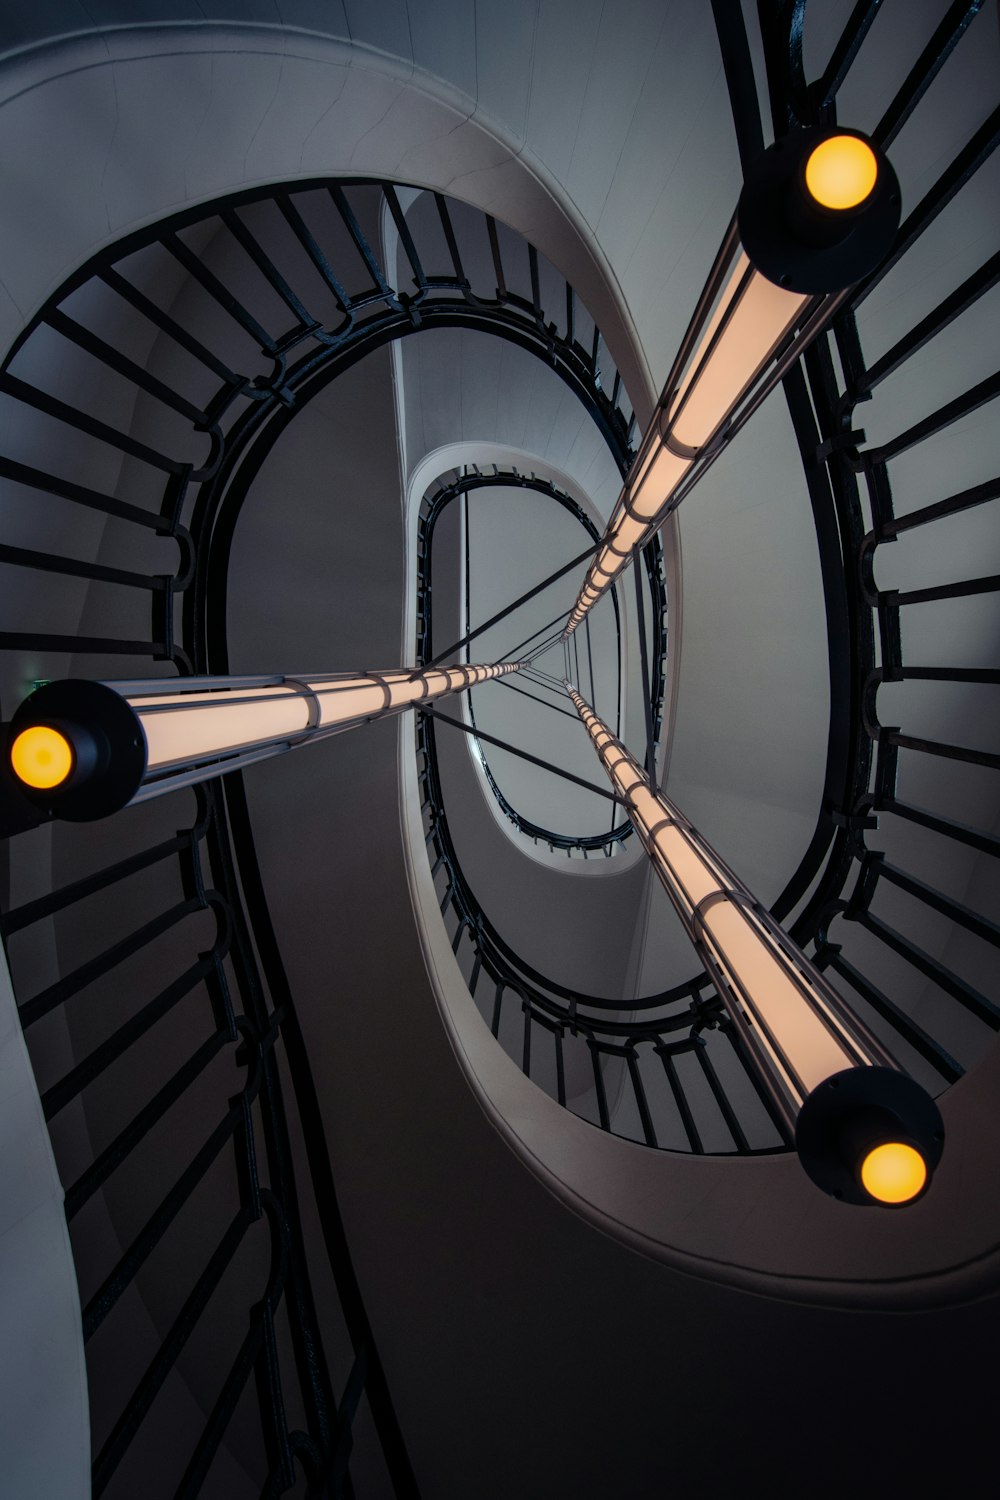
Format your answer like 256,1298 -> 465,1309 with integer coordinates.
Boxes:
568,687 -> 943,1206
564,128 -> 900,635
5,663 -> 523,822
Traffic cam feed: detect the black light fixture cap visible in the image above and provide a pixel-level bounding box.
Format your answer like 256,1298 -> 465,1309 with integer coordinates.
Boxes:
7,679 -> 147,821
795,1066 -> 944,1206
738,127 -> 901,294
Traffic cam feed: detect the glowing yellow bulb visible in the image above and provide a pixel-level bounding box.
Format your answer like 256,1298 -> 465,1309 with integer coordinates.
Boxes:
805,135 -> 878,211
10,725 -> 74,790
860,1141 -> 927,1204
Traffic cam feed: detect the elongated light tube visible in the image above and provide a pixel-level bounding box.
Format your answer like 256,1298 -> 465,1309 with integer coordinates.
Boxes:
7,662 -> 522,820
567,687 -> 886,1120
568,685 -> 944,1204
565,236 -> 812,634
565,128 -> 900,636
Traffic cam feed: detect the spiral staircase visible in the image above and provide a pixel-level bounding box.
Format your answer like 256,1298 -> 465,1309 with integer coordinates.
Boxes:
0,3 -> 998,1497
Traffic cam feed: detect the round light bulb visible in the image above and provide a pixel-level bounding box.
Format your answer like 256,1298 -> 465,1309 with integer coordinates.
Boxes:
860,1141 -> 927,1204
805,135 -> 878,211
10,724 -> 74,790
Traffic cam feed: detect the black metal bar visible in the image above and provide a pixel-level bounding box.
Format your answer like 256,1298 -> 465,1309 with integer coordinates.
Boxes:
878,797 -> 1000,858
83,1097 -> 248,1339
100,266 -> 240,384
901,666 -> 1000,684
425,540 -> 597,668
164,230 -> 278,351
889,572 -> 1000,607
276,193 -> 353,313
862,369 -> 1000,468
815,0 -> 885,109
435,193 -> 467,283
853,910 -> 1000,1027
877,860 -> 1000,947
659,1048 -> 703,1152
826,952 -> 963,1083
554,1029 -> 567,1106
173,1306 -> 269,1500
626,1049 -> 657,1147
585,613 -> 596,707
0,539 -> 166,591
222,209 -> 318,329
859,102 -> 1000,301
486,215 -> 507,299
489,674 -> 583,723
886,730 -> 1000,772
0,371 -> 187,475
711,0 -> 766,170
420,705 -> 617,802
857,249 -> 1000,396
879,474 -> 1000,539
382,184 -> 428,293
18,898 -> 207,1030
215,773 -> 420,1497
874,0 -> 986,149
0,452 -> 172,532
589,1043 -> 611,1131
45,307 -> 210,426
328,186 -> 398,304
1,831 -> 191,935
64,1028 -> 229,1219
693,1041 -> 751,1152
91,1207 -> 254,1497
41,956 -> 220,1122
0,630 -> 168,658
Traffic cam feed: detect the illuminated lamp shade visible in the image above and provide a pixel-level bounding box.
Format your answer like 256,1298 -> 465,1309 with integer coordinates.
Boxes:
738,125 -> 900,295
805,133 -> 878,210
861,1142 -> 927,1205
795,1067 -> 943,1207
10,724 -> 74,789
567,686 -> 945,1206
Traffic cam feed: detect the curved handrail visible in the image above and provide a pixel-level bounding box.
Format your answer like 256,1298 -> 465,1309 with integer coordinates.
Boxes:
411,0 -> 1000,1153
0,176 -> 639,1493
416,466 -> 668,857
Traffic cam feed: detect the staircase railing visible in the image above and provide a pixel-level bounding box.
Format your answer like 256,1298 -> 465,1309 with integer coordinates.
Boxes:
416,466 -> 668,858
0,180 -> 635,1497
414,0 -> 1000,1152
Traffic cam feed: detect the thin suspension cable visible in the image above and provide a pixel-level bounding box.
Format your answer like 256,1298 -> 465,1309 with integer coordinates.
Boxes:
527,666 -> 570,691
496,606 -> 574,665
488,675 -> 585,724
419,705 -> 617,803
520,668 -> 573,699
425,540 -> 598,668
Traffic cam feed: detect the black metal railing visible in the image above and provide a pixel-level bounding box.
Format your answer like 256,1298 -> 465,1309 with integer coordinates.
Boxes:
415,708 -> 792,1152
416,466 -> 668,857
754,0 -> 1000,1085
410,0 -> 999,1153
0,181 -> 636,1495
